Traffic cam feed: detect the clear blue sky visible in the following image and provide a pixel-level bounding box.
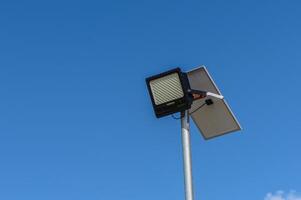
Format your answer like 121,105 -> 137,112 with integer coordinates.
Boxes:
0,1 -> 300,200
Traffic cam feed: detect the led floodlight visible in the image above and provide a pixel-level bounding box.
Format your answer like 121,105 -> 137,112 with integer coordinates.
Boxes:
146,68 -> 193,118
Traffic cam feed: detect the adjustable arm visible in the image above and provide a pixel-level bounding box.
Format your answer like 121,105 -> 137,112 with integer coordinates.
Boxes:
188,89 -> 207,100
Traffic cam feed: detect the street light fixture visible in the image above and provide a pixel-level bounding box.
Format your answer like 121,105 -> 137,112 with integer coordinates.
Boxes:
145,66 -> 242,200
145,68 -> 193,118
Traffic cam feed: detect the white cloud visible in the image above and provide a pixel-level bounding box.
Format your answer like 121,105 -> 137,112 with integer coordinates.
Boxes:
265,191 -> 301,200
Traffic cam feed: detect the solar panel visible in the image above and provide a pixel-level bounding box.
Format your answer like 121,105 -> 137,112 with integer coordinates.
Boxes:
187,66 -> 242,139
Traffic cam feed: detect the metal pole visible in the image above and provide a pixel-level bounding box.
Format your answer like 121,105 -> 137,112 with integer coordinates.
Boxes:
181,110 -> 194,200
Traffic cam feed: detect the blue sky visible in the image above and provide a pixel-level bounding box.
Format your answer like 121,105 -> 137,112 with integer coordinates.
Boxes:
0,1 -> 301,199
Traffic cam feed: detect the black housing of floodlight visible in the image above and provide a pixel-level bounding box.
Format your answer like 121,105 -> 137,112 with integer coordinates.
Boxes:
146,68 -> 193,118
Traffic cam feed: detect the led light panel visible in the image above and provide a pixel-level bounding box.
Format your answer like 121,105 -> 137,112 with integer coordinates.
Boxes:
146,68 -> 192,118
149,73 -> 184,105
